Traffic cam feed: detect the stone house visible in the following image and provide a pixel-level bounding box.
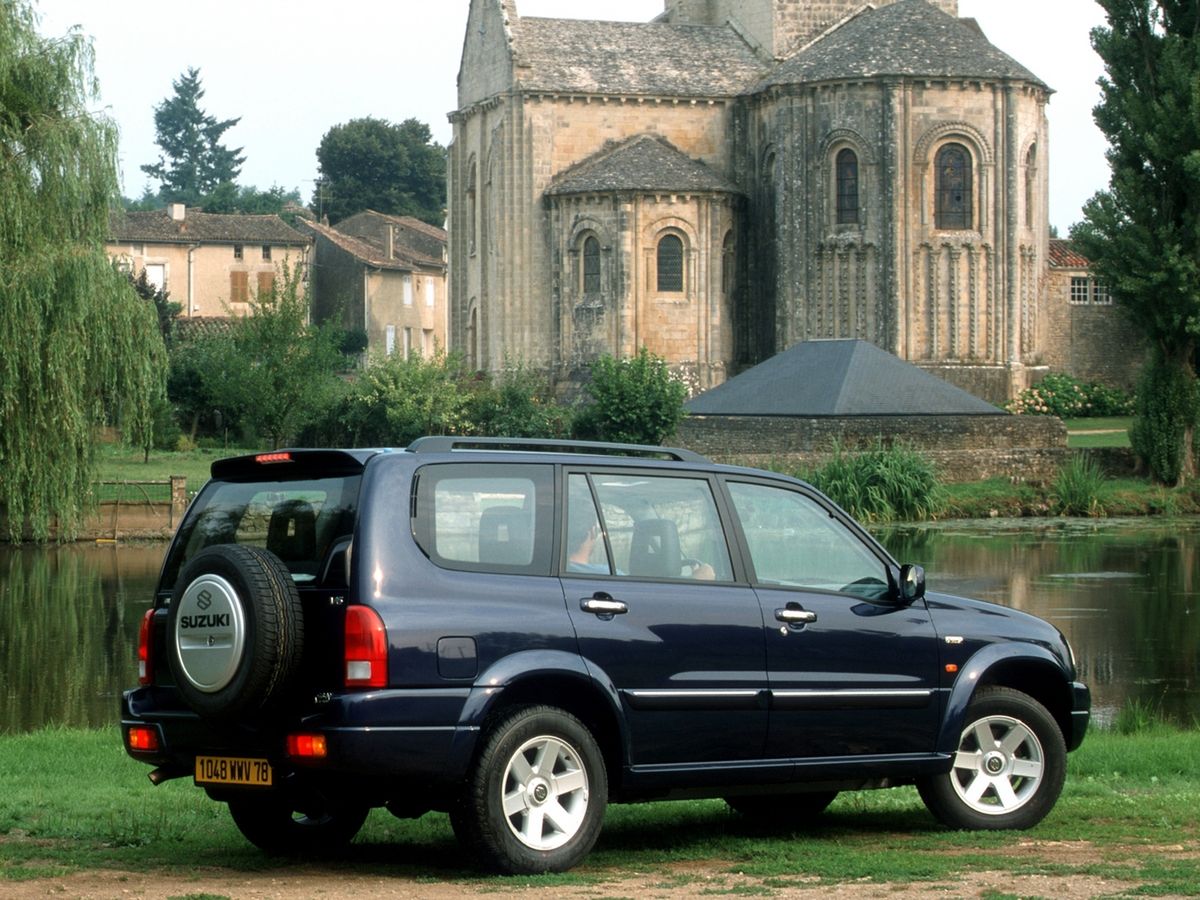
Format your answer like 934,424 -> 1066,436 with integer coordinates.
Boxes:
450,0 -> 1064,402
107,204 -> 311,317
304,211 -> 448,359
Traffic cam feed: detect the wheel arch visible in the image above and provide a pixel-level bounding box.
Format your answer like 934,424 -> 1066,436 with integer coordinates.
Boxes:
454,650 -> 629,794
938,644 -> 1074,755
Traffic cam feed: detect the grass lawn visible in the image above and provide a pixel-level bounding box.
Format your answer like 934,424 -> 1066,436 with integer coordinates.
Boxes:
1063,416 -> 1133,449
94,443 -> 258,493
0,724 -> 1197,893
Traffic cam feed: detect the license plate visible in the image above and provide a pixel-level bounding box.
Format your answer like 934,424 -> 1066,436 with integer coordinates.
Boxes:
195,755 -> 273,787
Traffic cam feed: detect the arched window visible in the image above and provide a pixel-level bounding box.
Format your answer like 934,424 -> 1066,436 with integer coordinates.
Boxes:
657,233 -> 684,292
836,148 -> 859,225
1025,143 -> 1037,229
935,143 -> 972,230
582,235 -> 600,294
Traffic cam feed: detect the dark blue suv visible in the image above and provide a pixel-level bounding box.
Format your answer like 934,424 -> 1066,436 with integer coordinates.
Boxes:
122,438 -> 1090,873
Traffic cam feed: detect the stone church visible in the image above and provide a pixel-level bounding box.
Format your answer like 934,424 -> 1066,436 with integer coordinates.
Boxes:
450,0 -> 1055,402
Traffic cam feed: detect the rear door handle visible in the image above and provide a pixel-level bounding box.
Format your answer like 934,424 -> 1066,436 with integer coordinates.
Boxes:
581,595 -> 628,616
775,608 -> 817,625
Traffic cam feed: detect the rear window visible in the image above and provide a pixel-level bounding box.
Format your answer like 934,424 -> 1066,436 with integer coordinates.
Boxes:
161,475 -> 361,590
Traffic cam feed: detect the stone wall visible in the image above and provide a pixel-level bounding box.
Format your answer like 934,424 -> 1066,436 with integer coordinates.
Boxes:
676,413 -> 1068,482
1043,266 -> 1144,390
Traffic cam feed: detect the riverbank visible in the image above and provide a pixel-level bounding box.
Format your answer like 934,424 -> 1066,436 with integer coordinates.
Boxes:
1,724 -> 1196,896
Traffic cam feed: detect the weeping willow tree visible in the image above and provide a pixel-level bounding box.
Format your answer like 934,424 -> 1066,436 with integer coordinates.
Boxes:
0,0 -> 165,540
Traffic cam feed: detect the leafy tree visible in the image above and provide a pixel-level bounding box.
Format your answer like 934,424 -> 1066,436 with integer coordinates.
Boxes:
202,182 -> 301,216
313,117 -> 446,225
572,348 -> 688,446
141,67 -> 245,206
127,268 -> 182,346
1071,1 -> 1200,483
195,260 -> 343,449
0,0 -> 165,539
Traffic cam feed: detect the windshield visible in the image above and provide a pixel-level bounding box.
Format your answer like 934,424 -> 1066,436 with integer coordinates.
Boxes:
161,475 -> 361,590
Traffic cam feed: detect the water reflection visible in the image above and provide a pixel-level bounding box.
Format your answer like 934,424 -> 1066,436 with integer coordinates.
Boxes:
1,520 -> 1197,732
880,519 -> 1200,726
0,543 -> 160,733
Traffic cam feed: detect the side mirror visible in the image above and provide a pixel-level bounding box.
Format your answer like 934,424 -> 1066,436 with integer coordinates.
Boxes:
899,564 -> 926,604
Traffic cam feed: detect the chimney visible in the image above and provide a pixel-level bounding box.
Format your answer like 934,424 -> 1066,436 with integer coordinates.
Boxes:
168,203 -> 186,221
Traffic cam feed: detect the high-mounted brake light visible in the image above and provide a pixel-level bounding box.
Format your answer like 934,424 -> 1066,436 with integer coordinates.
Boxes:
344,605 -> 388,689
137,609 -> 155,685
255,452 -> 293,464
287,734 -> 328,758
127,726 -> 159,752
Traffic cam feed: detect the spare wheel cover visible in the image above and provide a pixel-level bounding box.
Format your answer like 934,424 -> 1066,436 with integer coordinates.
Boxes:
173,572 -> 247,693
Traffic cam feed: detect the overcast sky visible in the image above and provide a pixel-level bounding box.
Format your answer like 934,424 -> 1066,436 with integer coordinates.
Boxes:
37,0 -> 1108,233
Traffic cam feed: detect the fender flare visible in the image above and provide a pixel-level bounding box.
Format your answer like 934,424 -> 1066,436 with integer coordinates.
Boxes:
936,641 -> 1071,754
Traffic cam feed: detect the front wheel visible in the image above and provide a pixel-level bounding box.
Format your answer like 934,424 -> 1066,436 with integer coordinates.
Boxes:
227,795 -> 369,856
452,705 -> 607,874
918,686 -> 1066,830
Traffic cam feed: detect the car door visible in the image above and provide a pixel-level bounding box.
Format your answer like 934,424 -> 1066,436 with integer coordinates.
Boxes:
561,470 -> 769,769
723,478 -> 941,761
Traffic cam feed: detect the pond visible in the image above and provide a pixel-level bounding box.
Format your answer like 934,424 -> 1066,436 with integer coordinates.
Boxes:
1,519 -> 1196,733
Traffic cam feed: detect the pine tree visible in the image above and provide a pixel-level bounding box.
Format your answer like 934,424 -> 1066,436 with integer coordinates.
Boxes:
1071,0 -> 1200,483
141,67 -> 245,206
0,0 -> 166,539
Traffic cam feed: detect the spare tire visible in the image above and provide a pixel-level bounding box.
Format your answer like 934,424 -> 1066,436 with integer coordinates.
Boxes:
167,544 -> 305,720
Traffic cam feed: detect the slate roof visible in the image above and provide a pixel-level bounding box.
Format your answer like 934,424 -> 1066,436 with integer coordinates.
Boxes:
685,339 -> 1004,416
762,0 -> 1047,90
303,220 -> 442,271
545,135 -> 740,196
513,18 -> 768,97
1048,238 -> 1091,269
109,208 -> 310,245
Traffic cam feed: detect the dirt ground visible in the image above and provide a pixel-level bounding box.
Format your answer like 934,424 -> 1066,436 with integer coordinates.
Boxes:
3,839 -> 1190,900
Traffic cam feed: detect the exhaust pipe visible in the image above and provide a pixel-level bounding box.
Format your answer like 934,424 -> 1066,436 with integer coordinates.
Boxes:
147,767 -> 187,786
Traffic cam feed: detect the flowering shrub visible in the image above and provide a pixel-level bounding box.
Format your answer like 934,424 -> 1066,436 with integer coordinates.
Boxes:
1007,373 -> 1135,417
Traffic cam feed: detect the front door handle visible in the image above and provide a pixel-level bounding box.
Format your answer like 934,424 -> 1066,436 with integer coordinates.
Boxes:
775,608 -> 817,625
581,595 -> 628,616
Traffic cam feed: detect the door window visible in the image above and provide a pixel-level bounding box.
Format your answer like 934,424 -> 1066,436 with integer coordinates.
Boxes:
727,481 -> 888,599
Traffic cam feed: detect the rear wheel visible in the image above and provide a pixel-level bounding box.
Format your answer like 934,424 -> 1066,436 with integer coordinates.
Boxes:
228,795 -> 369,856
918,686 -> 1066,830
451,706 -> 607,874
725,790 -> 838,826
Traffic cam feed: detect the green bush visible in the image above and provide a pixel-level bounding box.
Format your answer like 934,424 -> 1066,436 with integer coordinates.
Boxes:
573,347 -> 687,446
1052,454 -> 1109,516
806,442 -> 945,523
1129,354 -> 1200,485
1007,372 -> 1134,417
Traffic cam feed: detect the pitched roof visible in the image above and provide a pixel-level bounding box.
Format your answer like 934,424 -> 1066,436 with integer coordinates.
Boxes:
762,0 -> 1047,90
1048,238 -> 1091,269
686,339 -> 1005,416
513,17 -> 768,97
303,220 -> 442,271
545,135 -> 740,196
109,208 -> 310,245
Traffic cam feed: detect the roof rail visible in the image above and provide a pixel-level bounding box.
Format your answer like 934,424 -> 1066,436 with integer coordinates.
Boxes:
406,436 -> 711,463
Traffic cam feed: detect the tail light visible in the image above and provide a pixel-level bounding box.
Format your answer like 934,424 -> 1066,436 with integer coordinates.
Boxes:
344,605 -> 387,689
287,734 -> 328,758
138,609 -> 155,685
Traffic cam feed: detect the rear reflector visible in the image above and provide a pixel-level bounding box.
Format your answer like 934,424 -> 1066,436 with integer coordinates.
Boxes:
255,451 -> 293,464
137,609 -> 155,685
287,734 -> 328,758
127,726 -> 159,752
344,605 -> 388,689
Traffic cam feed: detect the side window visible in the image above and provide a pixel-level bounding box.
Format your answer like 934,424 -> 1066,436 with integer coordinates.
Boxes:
413,464 -> 553,574
564,474 -> 611,575
585,473 -> 733,582
727,481 -> 888,599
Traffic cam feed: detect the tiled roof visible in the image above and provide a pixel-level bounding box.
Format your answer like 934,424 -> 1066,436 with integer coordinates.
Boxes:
686,339 -> 1004,416
109,208 -> 311,245
1048,238 -> 1091,269
334,210 -> 446,264
545,134 -> 740,196
174,316 -> 235,343
304,220 -> 442,271
513,18 -> 768,97
762,0 -> 1047,89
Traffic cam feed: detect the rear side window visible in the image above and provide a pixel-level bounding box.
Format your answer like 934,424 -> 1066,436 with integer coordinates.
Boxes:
163,475 -> 361,588
412,464 -> 554,575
